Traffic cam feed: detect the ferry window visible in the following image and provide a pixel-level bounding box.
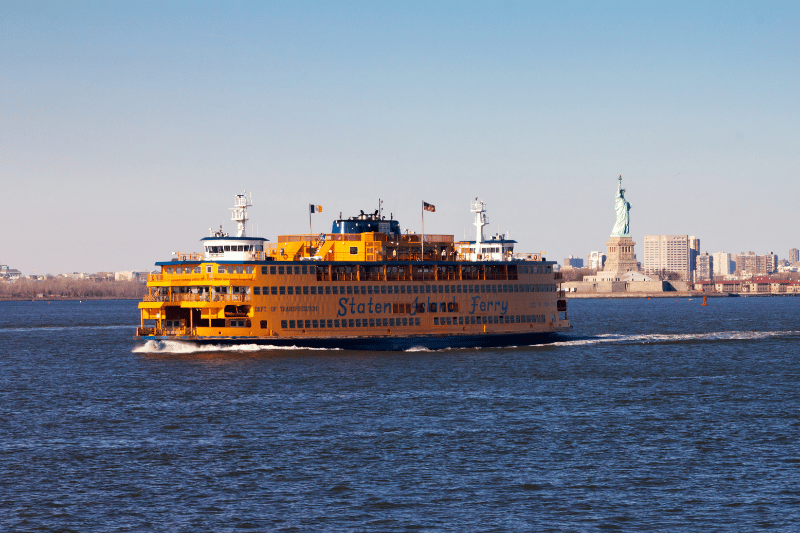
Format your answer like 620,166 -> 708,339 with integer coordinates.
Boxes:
334,319 -> 340,328
253,287 -> 260,295
270,287 -> 277,295
367,286 -> 373,295
332,286 -> 338,294
349,247 -> 358,255
355,319 -> 362,327
459,317 -> 464,325
325,286 -> 331,295
194,266 -> 201,274
257,245 -> 263,252
310,266 -> 316,274
310,286 -> 316,295
305,320 -> 311,329
287,286 -> 294,295
295,286 -> 301,294
415,318 -> 420,326
434,317 -> 439,325
280,286 -> 286,295
326,320 -> 333,328
347,286 -> 353,295
412,286 -> 418,294
360,286 -> 367,295
369,319 -> 375,327
381,285 -> 387,294
289,320 -> 296,328
302,265 -> 308,275
278,266 -> 285,275
425,286 -> 431,293
280,248 -> 285,255
207,266 -> 213,273
261,266 -> 268,275
389,318 -> 395,326
303,286 -> 309,295
400,285 -> 406,294
457,285 -> 462,293
402,318 -> 408,326
270,266 -> 277,275
234,266 -> 242,274
312,320 -> 318,328
281,320 -> 287,329
294,266 -> 301,274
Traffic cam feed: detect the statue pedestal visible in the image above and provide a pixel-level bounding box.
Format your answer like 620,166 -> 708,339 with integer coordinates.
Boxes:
588,236 -> 638,281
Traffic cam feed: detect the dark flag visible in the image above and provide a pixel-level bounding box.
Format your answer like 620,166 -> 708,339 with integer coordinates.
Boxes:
423,202 -> 435,212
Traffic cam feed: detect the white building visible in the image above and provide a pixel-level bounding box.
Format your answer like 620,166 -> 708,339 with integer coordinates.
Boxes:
643,235 -> 690,279
588,251 -> 605,270
712,252 -> 733,276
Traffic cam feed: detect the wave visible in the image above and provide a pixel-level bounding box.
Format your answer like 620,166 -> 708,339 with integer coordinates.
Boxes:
132,340 -> 341,354
548,330 -> 800,347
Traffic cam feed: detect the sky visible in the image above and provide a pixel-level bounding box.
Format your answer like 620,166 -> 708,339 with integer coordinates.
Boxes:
2,1 -> 798,275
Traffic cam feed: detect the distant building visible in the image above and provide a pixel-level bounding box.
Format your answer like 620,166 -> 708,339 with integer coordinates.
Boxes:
712,252 -> 733,276
735,251 -> 778,277
563,255 -> 584,269
688,236 -> 700,273
791,248 -> 799,264
695,252 -> 713,281
0,265 -> 22,280
587,251 -> 605,270
643,235 -> 690,279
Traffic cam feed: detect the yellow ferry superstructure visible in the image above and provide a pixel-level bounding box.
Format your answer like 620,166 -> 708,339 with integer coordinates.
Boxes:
135,194 -> 570,350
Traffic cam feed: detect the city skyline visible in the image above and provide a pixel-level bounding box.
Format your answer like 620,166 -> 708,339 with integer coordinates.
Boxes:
3,2 -> 799,275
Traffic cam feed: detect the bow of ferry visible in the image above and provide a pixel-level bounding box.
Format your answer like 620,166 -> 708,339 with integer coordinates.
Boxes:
135,194 -> 570,350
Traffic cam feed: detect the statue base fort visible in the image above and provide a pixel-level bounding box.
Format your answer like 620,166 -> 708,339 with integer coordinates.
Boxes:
584,236 -> 638,282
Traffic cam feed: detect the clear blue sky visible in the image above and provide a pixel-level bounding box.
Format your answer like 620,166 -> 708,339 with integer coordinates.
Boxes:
2,1 -> 798,274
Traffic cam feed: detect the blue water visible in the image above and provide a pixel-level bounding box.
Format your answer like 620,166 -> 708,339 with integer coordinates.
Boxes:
1,297 -> 799,531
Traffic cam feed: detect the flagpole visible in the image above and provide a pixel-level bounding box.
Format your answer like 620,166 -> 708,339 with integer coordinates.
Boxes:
421,201 -> 424,261
309,205 -> 312,235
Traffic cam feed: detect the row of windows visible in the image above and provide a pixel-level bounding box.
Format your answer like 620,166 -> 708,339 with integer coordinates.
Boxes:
279,314 -> 549,329
253,283 -> 557,296
166,263 -> 550,277
282,317 -> 422,329
206,245 -> 264,253
259,265 -> 549,275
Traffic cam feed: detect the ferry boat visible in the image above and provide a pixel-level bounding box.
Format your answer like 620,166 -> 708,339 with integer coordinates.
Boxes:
134,193 -> 570,350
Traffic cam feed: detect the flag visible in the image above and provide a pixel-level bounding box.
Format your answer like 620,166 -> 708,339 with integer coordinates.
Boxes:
423,202 -> 435,212
310,204 -> 322,213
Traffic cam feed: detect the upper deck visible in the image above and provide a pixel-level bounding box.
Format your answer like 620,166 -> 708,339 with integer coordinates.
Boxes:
170,194 -> 544,265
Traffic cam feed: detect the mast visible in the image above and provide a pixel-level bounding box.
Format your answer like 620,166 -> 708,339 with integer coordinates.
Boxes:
471,198 -> 489,248
230,191 -> 252,237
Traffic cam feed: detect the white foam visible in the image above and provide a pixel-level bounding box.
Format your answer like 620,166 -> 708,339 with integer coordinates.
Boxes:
132,340 -> 340,354
549,330 -> 799,347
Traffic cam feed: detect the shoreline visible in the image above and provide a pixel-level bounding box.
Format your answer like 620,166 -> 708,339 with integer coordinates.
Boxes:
566,292 -> 798,299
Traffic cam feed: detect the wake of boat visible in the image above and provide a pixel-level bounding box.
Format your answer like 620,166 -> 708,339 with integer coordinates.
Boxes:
132,340 -> 340,354
549,330 -> 800,347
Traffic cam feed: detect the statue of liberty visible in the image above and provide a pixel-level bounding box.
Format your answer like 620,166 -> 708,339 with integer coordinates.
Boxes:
611,175 -> 631,237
